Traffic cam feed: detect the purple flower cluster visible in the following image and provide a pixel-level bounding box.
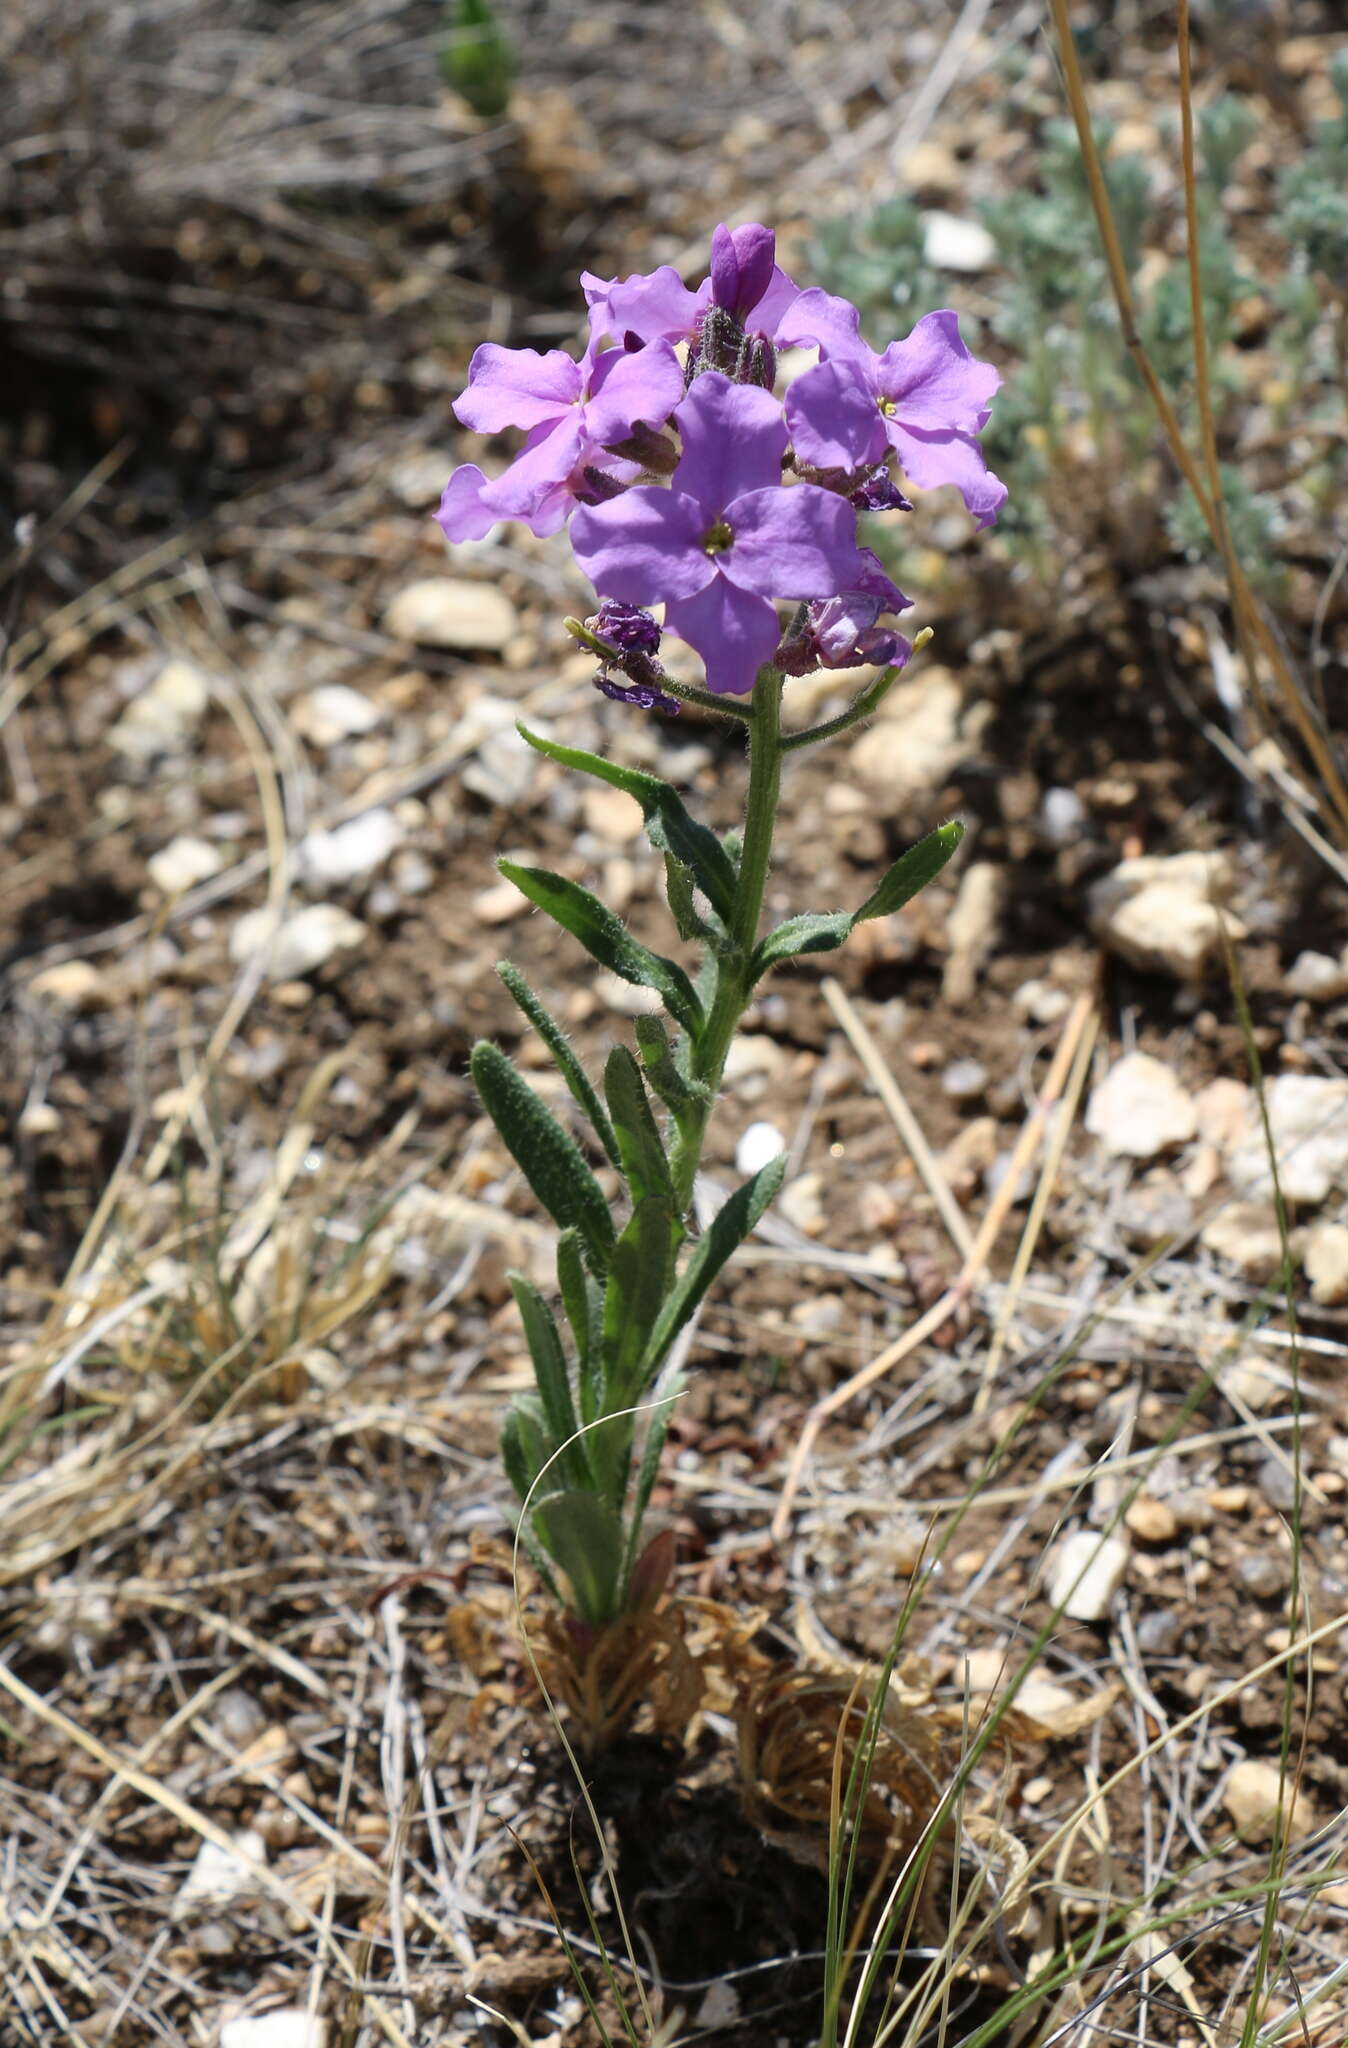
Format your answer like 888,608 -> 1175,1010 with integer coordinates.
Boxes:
438,224 -> 1005,696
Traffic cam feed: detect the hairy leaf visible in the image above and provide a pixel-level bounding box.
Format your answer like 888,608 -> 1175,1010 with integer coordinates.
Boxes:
604,1047 -> 676,1211
498,861 -> 704,1037
854,820 -> 964,922
470,1041 -> 614,1275
497,962 -> 620,1168
640,1155 -> 786,1374
532,1489 -> 624,1624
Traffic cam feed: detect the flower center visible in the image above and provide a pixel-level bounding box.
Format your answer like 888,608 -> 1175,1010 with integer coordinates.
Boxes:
703,518 -> 734,556
877,396 -> 897,416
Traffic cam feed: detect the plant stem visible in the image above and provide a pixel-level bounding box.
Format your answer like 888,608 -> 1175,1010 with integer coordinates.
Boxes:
669,665 -> 783,1208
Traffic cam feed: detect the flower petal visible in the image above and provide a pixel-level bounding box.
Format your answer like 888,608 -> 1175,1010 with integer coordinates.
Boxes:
473,415 -> 587,536
725,482 -> 865,600
672,373 -> 788,513
785,359 -> 887,471
876,311 -> 1000,435
571,488 -> 714,604
775,287 -> 869,362
751,265 -> 804,342
582,266 -> 708,348
436,465 -> 499,543
665,575 -> 782,696
583,339 -> 685,446
453,344 -> 583,434
886,421 -> 1008,530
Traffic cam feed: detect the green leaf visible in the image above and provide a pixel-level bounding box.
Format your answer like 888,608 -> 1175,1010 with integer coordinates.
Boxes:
601,1195 -> 680,1412
509,1274 -> 586,1487
620,1366 -> 685,1600
501,1396 -> 551,1504
497,962 -> 620,1170
440,0 -> 513,118
532,1489 -> 624,1624
556,1228 -> 601,1414
498,861 -> 704,1038
664,853 -> 708,943
635,1016 -> 707,1120
517,725 -> 737,923
640,1155 -> 786,1375
604,1047 -> 676,1212
854,819 -> 964,923
470,1041 -> 614,1276
751,910 -> 854,977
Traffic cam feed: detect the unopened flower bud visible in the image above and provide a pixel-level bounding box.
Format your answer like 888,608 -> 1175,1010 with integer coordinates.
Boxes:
850,470 -> 913,513
594,673 -> 681,715
590,600 -> 662,656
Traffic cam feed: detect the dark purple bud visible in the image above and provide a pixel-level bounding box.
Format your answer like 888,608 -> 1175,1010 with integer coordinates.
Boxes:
576,465 -> 628,505
694,304 -> 746,377
710,222 -> 777,322
591,599 -> 662,656
594,673 -> 681,716
850,470 -> 913,513
603,421 -> 679,474
746,336 -> 777,391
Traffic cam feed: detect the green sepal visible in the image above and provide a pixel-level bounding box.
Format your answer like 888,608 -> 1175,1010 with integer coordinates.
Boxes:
854,819 -> 964,922
604,1047 -> 677,1213
532,1489 -> 624,1625
496,962 -> 620,1170
509,1274 -> 586,1488
639,1154 -> 786,1374
497,861 -> 704,1038
470,1041 -> 615,1276
516,724 -> 737,924
601,1194 -> 680,1413
634,1015 -> 707,1120
556,1228 -> 601,1417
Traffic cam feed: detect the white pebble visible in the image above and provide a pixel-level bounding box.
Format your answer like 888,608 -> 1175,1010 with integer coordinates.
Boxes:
736,1121 -> 786,1175
1049,1530 -> 1129,1621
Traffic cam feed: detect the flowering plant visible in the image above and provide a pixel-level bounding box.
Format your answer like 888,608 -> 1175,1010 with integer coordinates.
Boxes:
441,225 -> 1002,1632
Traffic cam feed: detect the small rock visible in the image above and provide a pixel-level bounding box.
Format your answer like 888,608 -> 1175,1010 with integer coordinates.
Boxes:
736,1121 -> 786,1176
147,834 -> 223,896
298,809 -> 402,889
1304,1221 -> 1348,1305
790,1290 -> 845,1337
1255,1455 -> 1298,1512
392,850 -> 434,896
472,878 -> 528,926
210,1689 -> 268,1747
859,1182 -> 901,1232
985,1147 -> 1036,1204
1235,1552 -> 1288,1598
1194,1076 -> 1254,1150
581,785 -> 644,844
1215,1355 -> 1282,1413
960,1648 -> 1009,1694
944,862 -> 1005,1004
109,658 -> 210,760
1207,1483 -> 1251,1513
1040,785 -> 1088,847
1011,977 -> 1073,1025
175,1829 -> 268,1915
1136,1609 -> 1179,1655
221,2015 -> 327,2048
1221,1759 -> 1313,1844
384,577 -> 517,651
1125,1494 -> 1179,1544
461,701 -> 537,807
922,210 -> 997,272
1088,851 -> 1244,981
1283,948 -> 1348,1002
724,1034 -> 790,1085
1226,1075 -> 1348,1205
1117,1171 -> 1195,1248
940,1115 -> 999,1183
849,668 -> 967,793
779,1171 -> 826,1237
1086,1050 -> 1197,1160
1049,1530 -> 1130,1621
388,449 -> 453,509
28,960 -> 110,1013
291,684 -> 383,748
1200,1202 -> 1285,1283
942,1057 -> 988,1104
592,970 -> 661,1017
230,904 -> 367,980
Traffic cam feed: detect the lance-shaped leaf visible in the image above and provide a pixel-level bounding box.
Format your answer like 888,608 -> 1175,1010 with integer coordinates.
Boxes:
600,1194 -> 679,1416
517,724 -> 737,923
854,819 -> 964,922
620,1364 -> 685,1600
556,1229 -> 601,1416
497,962 -> 620,1169
532,1489 -> 624,1625
639,1154 -> 786,1375
509,1274 -> 588,1489
498,861 -> 704,1038
749,822 -> 964,979
500,1395 -> 551,1505
604,1047 -> 676,1212
470,1041 -> 614,1275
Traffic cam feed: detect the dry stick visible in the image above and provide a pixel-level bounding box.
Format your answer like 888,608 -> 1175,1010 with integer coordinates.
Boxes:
974,1002 -> 1100,1411
1045,0 -> 1348,845
822,975 -> 976,1264
772,993 -> 1095,1540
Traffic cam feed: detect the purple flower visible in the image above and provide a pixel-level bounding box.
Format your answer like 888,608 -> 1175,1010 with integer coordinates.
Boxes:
571,373 -> 868,696
582,266 -> 709,351
591,599 -> 662,656
437,339 -> 684,541
595,675 -> 681,716
810,550 -> 912,669
781,296 -> 1007,530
